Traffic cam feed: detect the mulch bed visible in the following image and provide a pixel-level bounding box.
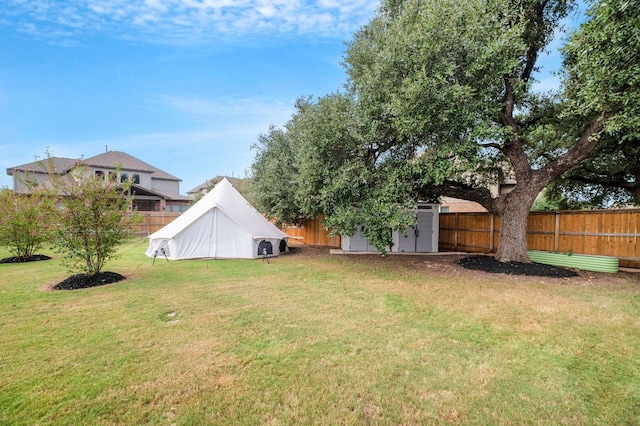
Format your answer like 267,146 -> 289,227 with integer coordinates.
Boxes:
52,272 -> 126,290
0,255 -> 51,264
458,255 -> 579,278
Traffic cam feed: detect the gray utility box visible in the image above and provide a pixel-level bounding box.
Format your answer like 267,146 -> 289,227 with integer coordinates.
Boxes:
341,204 -> 439,253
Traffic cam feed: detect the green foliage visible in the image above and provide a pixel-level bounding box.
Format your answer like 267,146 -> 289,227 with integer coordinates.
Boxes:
562,0 -> 640,138
250,122 -> 301,226
250,0 -> 639,260
0,187 -> 52,259
252,94 -> 424,250
531,189 -> 560,212
41,156 -> 139,276
547,137 -> 640,208
542,0 -> 640,208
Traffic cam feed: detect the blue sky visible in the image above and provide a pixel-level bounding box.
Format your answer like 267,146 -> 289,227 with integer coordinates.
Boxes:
0,0 -> 583,194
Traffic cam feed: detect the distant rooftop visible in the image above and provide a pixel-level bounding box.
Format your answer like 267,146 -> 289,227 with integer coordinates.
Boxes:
84,151 -> 181,181
7,151 -> 181,182
188,176 -> 242,195
6,157 -> 78,175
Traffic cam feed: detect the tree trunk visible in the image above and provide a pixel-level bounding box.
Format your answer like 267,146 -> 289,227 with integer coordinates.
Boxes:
494,186 -> 541,263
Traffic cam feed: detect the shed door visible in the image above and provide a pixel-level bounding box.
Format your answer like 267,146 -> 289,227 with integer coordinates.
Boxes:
397,211 -> 435,252
415,210 -> 434,252
349,227 -> 373,251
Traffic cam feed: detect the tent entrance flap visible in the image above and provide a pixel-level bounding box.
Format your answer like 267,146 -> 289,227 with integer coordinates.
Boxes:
258,240 -> 273,256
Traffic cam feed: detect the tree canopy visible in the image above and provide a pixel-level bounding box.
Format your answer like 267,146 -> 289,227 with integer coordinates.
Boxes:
548,0 -> 640,208
251,0 -> 639,262
43,159 -> 140,276
0,186 -> 52,260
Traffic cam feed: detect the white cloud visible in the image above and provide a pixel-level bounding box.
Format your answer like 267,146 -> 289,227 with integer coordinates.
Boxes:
162,95 -> 294,124
2,0 -> 378,44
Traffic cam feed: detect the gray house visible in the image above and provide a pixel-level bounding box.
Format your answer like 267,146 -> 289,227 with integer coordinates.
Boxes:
6,150 -> 191,212
187,175 -> 242,199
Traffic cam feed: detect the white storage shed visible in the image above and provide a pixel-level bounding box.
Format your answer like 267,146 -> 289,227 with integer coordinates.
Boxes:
341,203 -> 439,253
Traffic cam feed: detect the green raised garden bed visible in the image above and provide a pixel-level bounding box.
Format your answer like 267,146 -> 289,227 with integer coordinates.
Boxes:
528,250 -> 619,273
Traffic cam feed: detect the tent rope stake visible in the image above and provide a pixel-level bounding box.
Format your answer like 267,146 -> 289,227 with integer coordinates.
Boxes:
152,247 -> 169,265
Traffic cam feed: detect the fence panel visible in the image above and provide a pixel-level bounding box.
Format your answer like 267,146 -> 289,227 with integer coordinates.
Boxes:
440,210 -> 640,269
130,212 -> 182,236
282,216 -> 341,247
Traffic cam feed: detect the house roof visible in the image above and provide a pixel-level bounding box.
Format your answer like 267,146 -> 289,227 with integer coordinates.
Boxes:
83,151 -> 181,181
131,185 -> 191,202
188,175 -> 242,195
7,151 -> 181,183
6,157 -> 78,175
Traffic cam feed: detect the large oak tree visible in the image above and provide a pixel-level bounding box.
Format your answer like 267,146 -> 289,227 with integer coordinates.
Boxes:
252,0 -> 639,262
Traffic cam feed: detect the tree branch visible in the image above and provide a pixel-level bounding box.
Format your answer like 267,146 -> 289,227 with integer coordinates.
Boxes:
479,142 -> 502,150
541,109 -> 617,181
565,172 -> 640,192
521,0 -> 549,83
500,77 -> 531,176
420,180 -> 499,214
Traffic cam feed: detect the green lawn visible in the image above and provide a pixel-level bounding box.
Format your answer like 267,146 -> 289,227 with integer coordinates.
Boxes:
1,239 -> 639,425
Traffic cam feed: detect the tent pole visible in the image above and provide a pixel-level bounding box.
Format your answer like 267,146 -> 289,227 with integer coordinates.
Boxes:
206,210 -> 216,269
213,209 -> 217,259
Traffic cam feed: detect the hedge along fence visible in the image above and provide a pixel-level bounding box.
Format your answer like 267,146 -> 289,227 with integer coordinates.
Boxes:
440,209 -> 640,269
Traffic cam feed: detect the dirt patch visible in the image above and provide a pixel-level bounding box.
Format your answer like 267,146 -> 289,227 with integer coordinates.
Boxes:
458,255 -> 579,278
0,254 -> 51,264
292,245 -> 638,286
52,272 -> 126,290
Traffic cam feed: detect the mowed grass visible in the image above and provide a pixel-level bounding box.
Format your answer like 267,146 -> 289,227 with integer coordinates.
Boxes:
1,240 -> 639,425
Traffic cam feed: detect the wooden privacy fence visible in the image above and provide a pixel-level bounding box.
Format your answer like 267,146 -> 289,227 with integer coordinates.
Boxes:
282,216 -> 342,248
129,209 -> 640,268
128,212 -> 343,247
440,210 -> 640,269
130,212 -> 182,236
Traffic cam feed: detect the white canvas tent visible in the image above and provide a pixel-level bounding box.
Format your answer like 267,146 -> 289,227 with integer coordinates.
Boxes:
145,178 -> 289,260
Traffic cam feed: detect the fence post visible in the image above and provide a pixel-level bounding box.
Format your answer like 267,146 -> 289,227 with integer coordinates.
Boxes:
454,213 -> 459,251
554,212 -> 560,252
489,214 -> 495,252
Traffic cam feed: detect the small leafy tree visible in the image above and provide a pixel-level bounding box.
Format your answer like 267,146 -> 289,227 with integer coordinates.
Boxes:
44,158 -> 139,276
0,186 -> 52,259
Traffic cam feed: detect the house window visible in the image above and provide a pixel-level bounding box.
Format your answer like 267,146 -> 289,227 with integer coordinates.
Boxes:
108,171 -> 117,182
120,172 -> 129,183
132,174 -> 140,184
95,170 -> 104,180
440,206 -> 450,213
